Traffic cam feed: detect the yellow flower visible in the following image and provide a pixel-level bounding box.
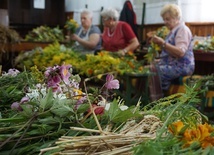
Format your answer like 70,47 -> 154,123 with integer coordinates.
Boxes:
65,19 -> 79,34
52,55 -> 61,65
169,120 -> 185,135
73,89 -> 83,99
169,121 -> 214,149
151,42 -> 161,52
182,123 -> 214,149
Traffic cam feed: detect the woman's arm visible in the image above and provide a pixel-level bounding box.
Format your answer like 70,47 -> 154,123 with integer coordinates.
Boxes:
152,35 -> 186,58
71,33 -> 100,50
122,23 -> 140,53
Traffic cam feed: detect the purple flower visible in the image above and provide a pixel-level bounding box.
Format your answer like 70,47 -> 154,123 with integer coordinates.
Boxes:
47,79 -> 61,92
8,69 -> 20,76
11,102 -> 22,111
44,67 -> 53,77
75,96 -> 87,109
105,74 -> 119,90
2,68 -> 20,77
60,64 -> 71,84
20,96 -> 29,103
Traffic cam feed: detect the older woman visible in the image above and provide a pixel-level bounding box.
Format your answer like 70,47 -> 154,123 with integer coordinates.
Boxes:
149,4 -> 195,92
71,9 -> 102,54
100,8 -> 139,55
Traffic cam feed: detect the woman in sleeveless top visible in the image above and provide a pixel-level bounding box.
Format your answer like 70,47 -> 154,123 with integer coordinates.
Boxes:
71,9 -> 102,54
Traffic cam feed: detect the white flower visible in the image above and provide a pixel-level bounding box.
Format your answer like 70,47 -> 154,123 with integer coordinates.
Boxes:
103,103 -> 129,111
119,105 -> 128,111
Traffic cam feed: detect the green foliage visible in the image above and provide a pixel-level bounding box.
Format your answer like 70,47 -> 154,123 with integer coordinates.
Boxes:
106,99 -> 141,123
0,71 -> 35,111
24,25 -> 65,42
0,89 -> 80,154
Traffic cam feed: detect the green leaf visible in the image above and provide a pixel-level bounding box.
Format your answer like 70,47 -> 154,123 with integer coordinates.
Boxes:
0,117 -> 25,123
20,104 -> 34,118
134,144 -> 162,155
76,104 -> 90,113
50,99 -> 73,117
111,109 -> 141,123
38,116 -> 62,125
107,100 -> 121,121
39,88 -> 54,111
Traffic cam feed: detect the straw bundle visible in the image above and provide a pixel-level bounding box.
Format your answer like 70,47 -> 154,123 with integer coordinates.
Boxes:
40,115 -> 161,155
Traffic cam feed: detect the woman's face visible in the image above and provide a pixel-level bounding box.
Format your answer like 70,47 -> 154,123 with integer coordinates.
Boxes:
162,12 -> 179,30
81,13 -> 92,28
102,16 -> 111,27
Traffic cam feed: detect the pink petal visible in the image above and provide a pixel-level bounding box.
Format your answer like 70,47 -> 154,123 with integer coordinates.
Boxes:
106,74 -> 114,82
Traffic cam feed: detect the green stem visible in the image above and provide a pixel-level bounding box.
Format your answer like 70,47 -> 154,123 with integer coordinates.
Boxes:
156,101 -> 183,139
0,112 -> 38,148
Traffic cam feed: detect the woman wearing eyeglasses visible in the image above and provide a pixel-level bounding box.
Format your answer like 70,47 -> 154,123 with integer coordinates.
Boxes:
100,8 -> 139,55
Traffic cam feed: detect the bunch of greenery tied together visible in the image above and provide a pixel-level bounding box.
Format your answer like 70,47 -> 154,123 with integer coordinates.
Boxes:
0,24 -> 20,48
0,64 -> 214,154
15,42 -> 149,77
0,65 -> 140,155
24,25 -> 65,42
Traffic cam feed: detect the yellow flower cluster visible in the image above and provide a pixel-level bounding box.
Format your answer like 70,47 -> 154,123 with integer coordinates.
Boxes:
16,42 -> 82,71
16,44 -> 147,78
145,26 -> 170,62
64,19 -> 79,34
151,26 -> 169,51
169,121 -> 214,149
78,51 -> 121,77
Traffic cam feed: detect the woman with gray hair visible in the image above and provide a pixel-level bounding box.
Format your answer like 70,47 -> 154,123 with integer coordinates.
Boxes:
101,8 -> 139,55
71,9 -> 102,54
147,4 -> 195,98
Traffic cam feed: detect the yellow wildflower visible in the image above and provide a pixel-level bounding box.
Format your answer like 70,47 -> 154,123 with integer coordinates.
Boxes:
168,120 -> 185,135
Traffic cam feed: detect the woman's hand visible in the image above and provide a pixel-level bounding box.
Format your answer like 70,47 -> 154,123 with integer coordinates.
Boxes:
71,34 -> 80,42
147,31 -> 156,43
117,49 -> 128,56
152,35 -> 165,46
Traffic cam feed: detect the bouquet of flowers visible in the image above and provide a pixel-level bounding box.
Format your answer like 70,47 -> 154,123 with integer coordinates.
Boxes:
64,18 -> 79,34
145,26 -> 169,62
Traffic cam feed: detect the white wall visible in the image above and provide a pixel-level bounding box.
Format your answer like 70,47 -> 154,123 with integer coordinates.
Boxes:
65,0 -> 127,25
65,0 -> 214,25
178,0 -> 214,22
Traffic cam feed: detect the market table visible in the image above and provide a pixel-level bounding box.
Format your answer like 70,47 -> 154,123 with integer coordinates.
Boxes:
193,50 -> 214,75
0,41 -> 66,71
116,72 -> 154,107
0,41 -> 55,52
